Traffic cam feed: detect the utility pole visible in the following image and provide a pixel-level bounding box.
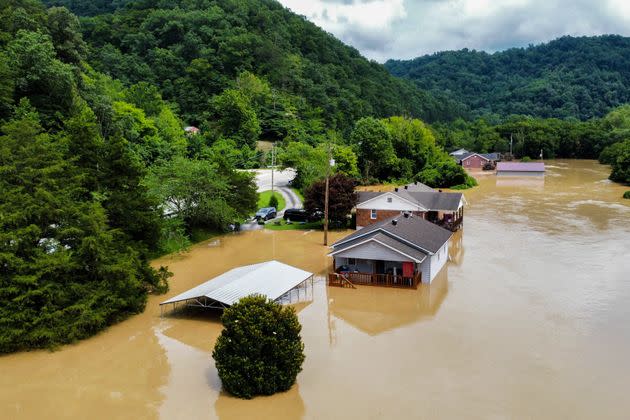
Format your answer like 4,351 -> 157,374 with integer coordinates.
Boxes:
324,143 -> 334,246
270,143 -> 276,194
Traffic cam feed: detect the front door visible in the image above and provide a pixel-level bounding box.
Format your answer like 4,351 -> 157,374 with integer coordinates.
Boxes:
374,260 -> 385,275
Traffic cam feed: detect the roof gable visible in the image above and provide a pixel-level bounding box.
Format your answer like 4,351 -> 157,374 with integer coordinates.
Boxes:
356,191 -> 426,211
461,153 -> 490,162
329,234 -> 428,263
357,190 -> 463,212
332,215 -> 453,255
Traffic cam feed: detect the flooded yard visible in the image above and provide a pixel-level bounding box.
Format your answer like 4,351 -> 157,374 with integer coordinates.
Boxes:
1,160 -> 629,419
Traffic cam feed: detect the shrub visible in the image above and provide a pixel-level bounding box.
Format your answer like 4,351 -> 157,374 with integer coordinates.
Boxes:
212,295 -> 306,399
268,193 -> 279,209
521,156 -> 532,162
623,191 -> 630,199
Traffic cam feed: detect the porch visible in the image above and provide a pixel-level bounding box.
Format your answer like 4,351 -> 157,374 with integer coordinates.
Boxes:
426,206 -> 464,232
328,271 -> 422,289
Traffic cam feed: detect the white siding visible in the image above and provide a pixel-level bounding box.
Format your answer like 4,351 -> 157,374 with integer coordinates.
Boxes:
357,193 -> 426,211
427,242 -> 449,284
334,241 -> 413,262
420,259 -> 431,284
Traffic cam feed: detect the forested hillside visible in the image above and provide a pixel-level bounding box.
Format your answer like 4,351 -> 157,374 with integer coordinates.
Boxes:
0,0 -> 259,352
44,0 -> 463,133
386,36 -> 630,120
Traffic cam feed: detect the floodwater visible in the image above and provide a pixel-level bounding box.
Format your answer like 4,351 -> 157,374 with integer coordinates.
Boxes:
1,160 -> 629,419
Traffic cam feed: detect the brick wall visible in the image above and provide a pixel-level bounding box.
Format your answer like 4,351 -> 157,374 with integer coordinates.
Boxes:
462,155 -> 488,170
356,209 -> 425,228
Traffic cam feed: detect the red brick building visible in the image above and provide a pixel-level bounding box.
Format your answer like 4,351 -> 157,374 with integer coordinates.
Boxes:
355,188 -> 464,231
460,153 -> 490,170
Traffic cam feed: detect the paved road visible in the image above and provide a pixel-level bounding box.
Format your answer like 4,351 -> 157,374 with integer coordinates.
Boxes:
252,168 -> 296,192
241,168 -> 301,230
251,168 -> 302,211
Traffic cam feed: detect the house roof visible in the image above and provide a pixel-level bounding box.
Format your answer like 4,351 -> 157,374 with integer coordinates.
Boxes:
330,232 -> 428,263
481,152 -> 501,161
449,148 -> 469,156
402,181 -> 434,192
357,190 -> 463,212
160,260 -> 313,307
332,214 -> 453,255
460,152 -> 490,162
496,162 -> 545,172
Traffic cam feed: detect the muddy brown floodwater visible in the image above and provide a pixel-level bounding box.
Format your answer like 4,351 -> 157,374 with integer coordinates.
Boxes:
1,160 -> 629,419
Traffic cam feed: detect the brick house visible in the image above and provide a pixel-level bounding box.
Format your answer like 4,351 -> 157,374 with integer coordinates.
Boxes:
460,153 -> 490,170
355,187 -> 465,231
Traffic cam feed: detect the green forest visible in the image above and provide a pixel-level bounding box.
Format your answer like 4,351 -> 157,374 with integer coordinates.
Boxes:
386,36 -> 630,121
1,0 -> 629,353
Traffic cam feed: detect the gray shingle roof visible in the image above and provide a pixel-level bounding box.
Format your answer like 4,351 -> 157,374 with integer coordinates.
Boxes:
330,232 -> 428,263
332,214 -> 453,254
402,181 -> 434,192
357,190 -> 463,211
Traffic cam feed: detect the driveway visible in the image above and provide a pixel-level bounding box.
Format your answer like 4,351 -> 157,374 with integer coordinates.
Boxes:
241,168 -> 302,230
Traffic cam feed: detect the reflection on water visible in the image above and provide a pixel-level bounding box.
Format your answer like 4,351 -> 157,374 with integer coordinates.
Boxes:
1,160 -> 629,420
496,175 -> 545,189
327,270 -> 448,336
214,386 -> 305,420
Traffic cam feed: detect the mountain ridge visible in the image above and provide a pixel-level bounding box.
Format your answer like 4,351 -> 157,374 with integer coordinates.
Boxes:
385,35 -> 630,120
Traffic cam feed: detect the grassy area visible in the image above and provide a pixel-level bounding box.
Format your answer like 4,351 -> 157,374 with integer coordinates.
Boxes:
258,190 -> 286,211
265,219 -> 323,231
291,187 -> 304,202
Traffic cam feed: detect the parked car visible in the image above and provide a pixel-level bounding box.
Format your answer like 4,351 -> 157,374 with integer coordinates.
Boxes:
255,207 -> 277,221
283,208 -> 309,222
283,208 -> 324,222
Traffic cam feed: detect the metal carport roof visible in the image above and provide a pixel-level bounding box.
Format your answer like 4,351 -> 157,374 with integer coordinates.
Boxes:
160,260 -> 313,309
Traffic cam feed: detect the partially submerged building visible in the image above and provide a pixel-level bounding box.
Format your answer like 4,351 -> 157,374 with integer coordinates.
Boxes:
355,188 -> 465,231
328,214 -> 453,287
496,162 -> 545,176
160,261 -> 314,312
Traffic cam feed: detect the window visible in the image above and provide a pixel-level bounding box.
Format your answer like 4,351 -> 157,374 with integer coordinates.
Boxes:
348,258 -> 356,265
370,209 -> 377,219
387,197 -> 393,203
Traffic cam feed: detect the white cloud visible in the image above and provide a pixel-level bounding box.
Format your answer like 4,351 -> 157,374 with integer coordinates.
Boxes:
280,0 -> 406,30
277,0 -> 630,62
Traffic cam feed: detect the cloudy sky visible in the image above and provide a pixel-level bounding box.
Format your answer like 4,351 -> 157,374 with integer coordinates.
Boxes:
277,0 -> 630,62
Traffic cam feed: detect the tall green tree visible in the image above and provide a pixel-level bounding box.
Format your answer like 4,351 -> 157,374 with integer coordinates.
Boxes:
350,117 -> 396,180
0,102 -> 161,353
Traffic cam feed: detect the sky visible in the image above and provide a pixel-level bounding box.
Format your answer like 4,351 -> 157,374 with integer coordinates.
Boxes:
277,0 -> 630,62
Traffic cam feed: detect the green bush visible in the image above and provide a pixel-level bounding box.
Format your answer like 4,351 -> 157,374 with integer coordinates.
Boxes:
521,156 -> 532,162
623,191 -> 630,199
212,295 -> 306,399
268,193 -> 279,209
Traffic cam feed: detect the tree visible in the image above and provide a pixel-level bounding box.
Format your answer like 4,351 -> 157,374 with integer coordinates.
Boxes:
210,88 -> 261,149
212,295 -> 305,399
332,144 -> 359,178
0,101 -> 166,353
350,117 -> 396,180
144,156 -> 257,232
304,173 -> 357,224
7,29 -> 75,124
609,140 -> 630,184
46,6 -> 86,65
278,142 -> 327,190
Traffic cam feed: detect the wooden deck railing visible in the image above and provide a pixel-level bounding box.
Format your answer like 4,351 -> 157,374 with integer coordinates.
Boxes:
328,272 -> 421,289
437,217 -> 463,232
